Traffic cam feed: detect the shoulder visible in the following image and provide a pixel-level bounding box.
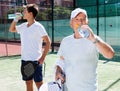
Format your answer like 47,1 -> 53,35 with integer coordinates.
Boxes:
33,21 -> 46,31
18,22 -> 27,26
61,34 -> 73,43
16,22 -> 27,30
34,21 -> 44,28
63,35 -> 73,41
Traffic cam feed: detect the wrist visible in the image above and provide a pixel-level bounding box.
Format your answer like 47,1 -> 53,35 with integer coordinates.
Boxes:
13,13 -> 22,22
56,70 -> 61,74
13,18 -> 18,22
93,37 -> 100,44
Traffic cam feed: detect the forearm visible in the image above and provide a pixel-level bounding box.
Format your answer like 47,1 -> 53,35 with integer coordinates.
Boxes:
93,38 -> 114,59
9,12 -> 22,32
55,65 -> 65,83
40,36 -> 51,61
56,65 -> 63,74
9,21 -> 17,32
41,41 -> 51,59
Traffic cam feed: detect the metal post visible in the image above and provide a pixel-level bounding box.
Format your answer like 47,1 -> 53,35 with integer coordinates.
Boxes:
96,0 -> 99,35
22,0 -> 27,5
13,0 -> 16,40
73,0 -> 76,8
51,0 -> 54,52
24,0 -> 27,5
104,0 -> 107,41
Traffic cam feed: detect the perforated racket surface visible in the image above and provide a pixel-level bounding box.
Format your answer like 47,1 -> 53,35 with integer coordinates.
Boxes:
39,81 -> 63,91
21,61 -> 37,78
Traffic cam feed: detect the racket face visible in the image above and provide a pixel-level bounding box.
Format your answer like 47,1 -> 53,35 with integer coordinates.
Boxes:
21,61 -> 38,78
39,83 -> 48,91
39,82 -> 62,91
48,82 -> 62,90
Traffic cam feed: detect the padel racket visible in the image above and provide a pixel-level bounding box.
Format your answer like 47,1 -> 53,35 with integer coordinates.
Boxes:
21,61 -> 38,78
39,80 -> 63,91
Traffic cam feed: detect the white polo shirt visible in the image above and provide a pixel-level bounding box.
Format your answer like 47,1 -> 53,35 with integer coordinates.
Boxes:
57,34 -> 99,91
16,21 -> 47,61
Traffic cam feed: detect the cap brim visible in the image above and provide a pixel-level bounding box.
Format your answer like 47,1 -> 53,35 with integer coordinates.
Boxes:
70,8 -> 87,20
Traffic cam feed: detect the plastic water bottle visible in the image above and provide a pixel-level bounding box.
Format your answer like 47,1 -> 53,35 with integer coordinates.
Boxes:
14,12 -> 23,22
78,27 -> 90,38
15,12 -> 23,19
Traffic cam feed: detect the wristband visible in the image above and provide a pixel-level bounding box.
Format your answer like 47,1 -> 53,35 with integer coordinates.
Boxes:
13,18 -> 18,22
93,38 -> 100,44
13,13 -> 22,22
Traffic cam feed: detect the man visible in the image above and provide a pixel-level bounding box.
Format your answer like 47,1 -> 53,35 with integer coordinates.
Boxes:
9,4 -> 51,91
55,8 -> 114,91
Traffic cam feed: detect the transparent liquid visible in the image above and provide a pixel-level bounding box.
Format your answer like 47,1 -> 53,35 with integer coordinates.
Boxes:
79,28 -> 90,38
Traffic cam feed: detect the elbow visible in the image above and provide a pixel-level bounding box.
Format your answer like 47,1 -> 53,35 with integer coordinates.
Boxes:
49,39 -> 51,46
44,38 -> 51,50
48,39 -> 51,48
47,40 -> 51,49
9,28 -> 14,32
9,27 -> 12,32
9,25 -> 16,32
105,50 -> 115,59
9,29 -> 12,32
109,51 -> 115,59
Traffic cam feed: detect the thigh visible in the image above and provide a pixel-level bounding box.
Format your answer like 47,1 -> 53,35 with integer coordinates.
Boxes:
21,60 -> 32,81
21,60 -> 37,81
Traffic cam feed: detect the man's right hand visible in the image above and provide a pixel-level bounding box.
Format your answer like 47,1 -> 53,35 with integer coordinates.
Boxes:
55,70 -> 65,84
14,13 -> 22,22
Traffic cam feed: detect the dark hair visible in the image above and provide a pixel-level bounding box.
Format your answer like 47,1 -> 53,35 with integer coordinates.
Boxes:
25,4 -> 39,18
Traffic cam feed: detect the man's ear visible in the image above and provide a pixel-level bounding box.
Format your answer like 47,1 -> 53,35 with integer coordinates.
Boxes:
86,20 -> 89,25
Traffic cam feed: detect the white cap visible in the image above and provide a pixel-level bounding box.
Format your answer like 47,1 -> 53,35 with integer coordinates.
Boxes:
70,8 -> 88,20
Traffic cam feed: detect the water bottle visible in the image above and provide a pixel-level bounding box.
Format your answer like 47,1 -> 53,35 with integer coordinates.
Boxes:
14,12 -> 23,22
15,12 -> 23,19
78,27 -> 90,38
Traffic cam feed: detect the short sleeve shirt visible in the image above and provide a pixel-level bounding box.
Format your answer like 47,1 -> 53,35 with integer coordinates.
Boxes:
16,21 -> 47,61
57,34 -> 99,91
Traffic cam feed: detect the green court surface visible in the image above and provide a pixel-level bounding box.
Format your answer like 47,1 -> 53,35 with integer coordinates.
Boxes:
0,53 -> 120,91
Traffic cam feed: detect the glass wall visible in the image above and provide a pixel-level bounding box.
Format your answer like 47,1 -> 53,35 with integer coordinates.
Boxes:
0,0 -> 74,56
0,0 -> 120,60
77,0 -> 120,61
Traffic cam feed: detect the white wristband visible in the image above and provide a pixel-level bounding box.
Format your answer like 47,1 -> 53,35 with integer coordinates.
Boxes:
13,13 -> 22,22
13,18 -> 18,22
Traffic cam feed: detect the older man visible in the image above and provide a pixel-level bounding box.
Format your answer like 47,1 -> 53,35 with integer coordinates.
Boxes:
55,8 -> 114,91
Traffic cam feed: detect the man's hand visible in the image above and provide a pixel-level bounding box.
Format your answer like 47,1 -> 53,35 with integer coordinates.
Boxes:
55,66 -> 65,84
14,13 -> 23,22
38,57 -> 45,65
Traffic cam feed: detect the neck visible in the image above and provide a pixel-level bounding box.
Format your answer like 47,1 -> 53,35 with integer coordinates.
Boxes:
27,19 -> 35,27
74,31 -> 82,39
